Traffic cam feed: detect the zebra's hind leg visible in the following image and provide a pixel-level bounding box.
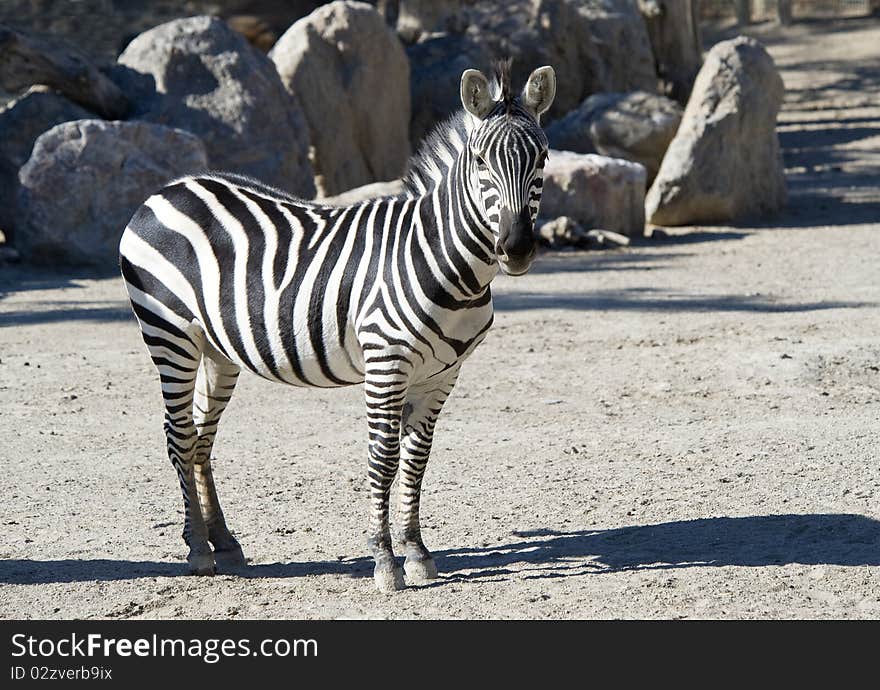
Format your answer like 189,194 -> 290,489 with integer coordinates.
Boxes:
145,323 -> 215,575
396,369 -> 460,583
364,364 -> 408,593
193,349 -> 244,570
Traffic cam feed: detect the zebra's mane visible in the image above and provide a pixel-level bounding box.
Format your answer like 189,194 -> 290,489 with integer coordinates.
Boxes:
403,60 -> 517,198
492,57 -> 513,105
402,109 -> 473,197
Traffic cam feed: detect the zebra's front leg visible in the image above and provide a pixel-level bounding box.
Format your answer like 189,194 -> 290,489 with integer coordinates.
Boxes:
396,369 -> 459,583
364,371 -> 407,593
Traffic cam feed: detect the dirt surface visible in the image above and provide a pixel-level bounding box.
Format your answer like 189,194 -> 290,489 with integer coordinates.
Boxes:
2,18 -> 880,619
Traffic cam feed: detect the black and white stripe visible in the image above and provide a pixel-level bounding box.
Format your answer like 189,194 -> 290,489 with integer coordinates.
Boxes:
120,63 -> 553,592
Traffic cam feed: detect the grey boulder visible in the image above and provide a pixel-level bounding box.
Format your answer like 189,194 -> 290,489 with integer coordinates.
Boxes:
0,86 -> 94,243
645,36 -> 787,225
270,1 -> 411,197
0,24 -> 129,119
17,120 -> 207,266
546,91 -> 682,183
115,16 -> 315,198
541,150 -> 647,238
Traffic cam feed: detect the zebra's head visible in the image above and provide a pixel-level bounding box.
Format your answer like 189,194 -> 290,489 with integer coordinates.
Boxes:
460,62 -> 556,276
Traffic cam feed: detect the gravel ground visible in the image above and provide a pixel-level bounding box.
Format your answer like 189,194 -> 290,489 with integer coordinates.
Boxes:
1,18 -> 879,619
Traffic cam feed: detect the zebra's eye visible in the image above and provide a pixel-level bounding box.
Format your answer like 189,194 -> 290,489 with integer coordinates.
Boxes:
536,151 -> 548,169
475,154 -> 488,171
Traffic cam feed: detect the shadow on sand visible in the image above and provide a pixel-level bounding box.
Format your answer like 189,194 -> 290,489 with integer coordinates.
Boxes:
0,556 -> 374,585
492,286 -> 871,313
3,513 -> 877,585
0,265 -> 133,327
432,513 -> 880,583
0,302 -> 133,327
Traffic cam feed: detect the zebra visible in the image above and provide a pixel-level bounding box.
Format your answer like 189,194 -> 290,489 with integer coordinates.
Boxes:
119,62 -> 556,592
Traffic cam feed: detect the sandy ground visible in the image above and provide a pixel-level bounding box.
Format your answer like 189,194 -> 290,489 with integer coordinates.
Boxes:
1,18 -> 879,620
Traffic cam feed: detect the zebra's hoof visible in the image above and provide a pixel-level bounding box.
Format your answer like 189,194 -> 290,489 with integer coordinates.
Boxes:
374,564 -> 406,593
404,557 -> 438,583
188,552 -> 216,576
214,545 -> 247,570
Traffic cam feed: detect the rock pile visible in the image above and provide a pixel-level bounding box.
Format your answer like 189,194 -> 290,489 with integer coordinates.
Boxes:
1,16 -> 315,266
0,2 -> 788,264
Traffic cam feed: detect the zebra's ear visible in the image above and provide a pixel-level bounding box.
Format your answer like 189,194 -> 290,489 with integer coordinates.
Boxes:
460,69 -> 494,120
522,65 -> 556,120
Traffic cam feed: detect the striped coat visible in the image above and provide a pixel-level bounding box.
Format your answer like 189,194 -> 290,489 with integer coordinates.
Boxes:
120,63 -> 556,592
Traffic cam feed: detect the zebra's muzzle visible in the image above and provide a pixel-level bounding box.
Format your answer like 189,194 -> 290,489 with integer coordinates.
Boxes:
496,206 -> 537,275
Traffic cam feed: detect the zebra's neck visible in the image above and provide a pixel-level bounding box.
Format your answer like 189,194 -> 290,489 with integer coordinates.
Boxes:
414,145 -> 497,297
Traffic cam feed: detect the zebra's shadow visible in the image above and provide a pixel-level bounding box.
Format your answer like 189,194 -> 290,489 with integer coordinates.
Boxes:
3,513 -> 877,586
430,513 -> 880,584
0,556 -> 373,585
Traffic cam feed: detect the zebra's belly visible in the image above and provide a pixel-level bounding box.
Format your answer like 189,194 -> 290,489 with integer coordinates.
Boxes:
270,344 -> 365,388
201,310 -> 366,389
195,289 -> 493,389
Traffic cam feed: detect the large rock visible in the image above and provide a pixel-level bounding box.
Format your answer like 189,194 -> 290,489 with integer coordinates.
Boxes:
17,120 -> 207,266
541,150 -> 647,237
645,37 -> 786,226
546,91 -> 682,183
407,32 -> 491,146
115,16 -> 315,198
0,24 -> 129,119
463,0 -> 658,120
638,0 -> 702,103
0,86 -> 94,244
270,1 -> 411,197
401,0 -> 657,141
